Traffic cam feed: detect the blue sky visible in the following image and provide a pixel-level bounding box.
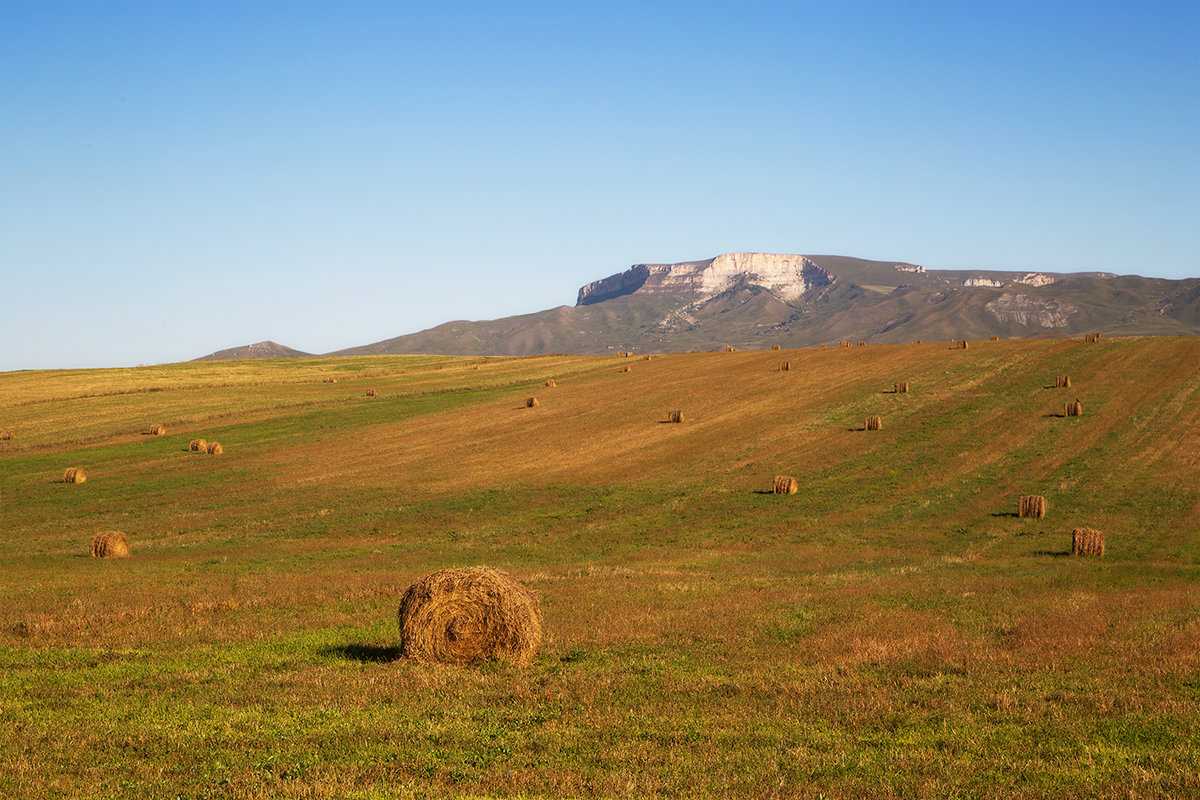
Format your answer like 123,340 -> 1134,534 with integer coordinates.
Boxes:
1,0 -> 1197,370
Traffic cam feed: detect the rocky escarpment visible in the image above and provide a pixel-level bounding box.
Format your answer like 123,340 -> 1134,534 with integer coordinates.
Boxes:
986,293 -> 1078,328
577,253 -> 834,306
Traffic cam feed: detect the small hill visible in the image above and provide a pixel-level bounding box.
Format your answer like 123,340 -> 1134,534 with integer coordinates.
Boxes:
194,341 -> 313,361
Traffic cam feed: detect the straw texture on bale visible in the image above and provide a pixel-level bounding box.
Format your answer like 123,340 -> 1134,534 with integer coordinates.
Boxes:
544,379 -> 557,388
1056,375 -> 1071,388
725,346 -> 736,352
668,410 -> 684,423
148,423 -> 167,436
840,341 -> 851,348
857,340 -> 866,347
1085,332 -> 1102,343
90,531 -> 130,559
206,442 -> 224,455
189,439 -> 207,452
1066,399 -> 1083,417
1018,495 -> 1046,519
958,340 -> 970,349
0,429 -> 13,441
894,381 -> 909,393
773,475 -> 798,495
780,361 -> 791,372
63,467 -> 87,484
366,389 -> 378,397
865,416 -> 882,431
397,567 -> 542,666
1072,527 -> 1105,556
526,397 -> 539,408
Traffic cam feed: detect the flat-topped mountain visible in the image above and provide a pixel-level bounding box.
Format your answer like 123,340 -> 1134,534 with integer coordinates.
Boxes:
197,254 -> 1200,360
195,341 -> 314,361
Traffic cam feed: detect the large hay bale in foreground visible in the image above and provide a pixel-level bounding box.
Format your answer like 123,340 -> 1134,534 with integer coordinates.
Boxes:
63,467 -> 87,484
398,567 -> 542,666
1072,527 -> 1105,556
189,439 -> 207,452
90,531 -> 130,559
668,410 -> 684,423
773,475 -> 798,494
148,423 -> 167,436
1018,495 -> 1046,519
206,441 -> 224,455
865,416 -> 882,431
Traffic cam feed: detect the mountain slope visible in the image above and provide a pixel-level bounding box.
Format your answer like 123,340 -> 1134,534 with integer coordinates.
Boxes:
195,341 -> 314,361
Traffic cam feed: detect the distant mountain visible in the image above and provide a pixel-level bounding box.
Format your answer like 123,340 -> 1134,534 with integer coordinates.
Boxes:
198,254 -> 1200,360
331,253 -> 1200,357
195,341 -> 313,361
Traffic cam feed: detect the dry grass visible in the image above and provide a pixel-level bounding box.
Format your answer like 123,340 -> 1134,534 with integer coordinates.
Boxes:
772,475 -> 798,494
526,397 -> 539,408
1066,399 -> 1083,417
189,439 -> 208,452
89,530 -> 130,559
206,442 -> 224,455
668,410 -> 684,423
1018,495 -> 1047,518
62,467 -> 86,483
397,566 -> 542,666
1072,527 -> 1106,556
865,415 -> 882,431
1056,375 -> 1071,388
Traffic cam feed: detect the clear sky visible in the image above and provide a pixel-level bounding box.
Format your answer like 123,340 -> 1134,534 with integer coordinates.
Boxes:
2,0 -> 1197,371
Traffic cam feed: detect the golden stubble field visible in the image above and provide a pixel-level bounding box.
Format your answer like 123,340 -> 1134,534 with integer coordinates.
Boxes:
1,337 -> 1198,798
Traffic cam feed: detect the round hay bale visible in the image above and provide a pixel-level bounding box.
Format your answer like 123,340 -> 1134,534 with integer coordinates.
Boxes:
148,423 -> 167,436
1,428 -> 15,441
772,344 -> 781,350
668,410 -> 684,423
63,467 -> 87,484
526,397 -> 539,408
1072,527 -> 1105,556
773,475 -> 798,494
206,441 -> 224,455
545,379 -> 557,388
189,439 -> 207,452
366,389 -> 378,397
397,567 -> 542,666
1018,495 -> 1046,519
865,416 -> 882,431
90,531 -> 130,559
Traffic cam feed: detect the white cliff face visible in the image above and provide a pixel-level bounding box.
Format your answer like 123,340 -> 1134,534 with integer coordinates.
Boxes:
1013,273 -> 1056,287
577,253 -> 832,305
986,293 -> 1078,328
964,277 -> 1003,288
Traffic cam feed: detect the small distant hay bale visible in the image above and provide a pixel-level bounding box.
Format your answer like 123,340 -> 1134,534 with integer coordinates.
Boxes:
526,397 -> 539,408
857,340 -> 866,347
959,340 -> 970,349
63,467 -> 87,484
643,354 -> 653,361
544,379 -> 557,388
894,381 -> 909,393
1072,527 -> 1105,556
772,344 -> 781,350
725,345 -> 736,352
914,339 -> 923,345
865,416 -> 882,431
620,365 -> 631,373
780,361 -> 791,371
1056,375 -> 1071,388
617,350 -> 626,357
1018,495 -> 1046,519
366,389 -> 378,397
206,441 -> 224,455
989,335 -> 999,341
322,377 -> 339,383
668,410 -> 684,423
773,475 -> 798,495
148,423 -> 167,436
1065,399 -> 1083,417
1084,332 -> 1102,343
840,341 -> 851,348
0,428 -> 13,441
90,531 -> 130,559
189,439 -> 208,452
397,566 -> 542,666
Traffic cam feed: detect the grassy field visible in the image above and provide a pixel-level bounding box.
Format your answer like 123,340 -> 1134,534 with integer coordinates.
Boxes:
1,338 -> 1198,798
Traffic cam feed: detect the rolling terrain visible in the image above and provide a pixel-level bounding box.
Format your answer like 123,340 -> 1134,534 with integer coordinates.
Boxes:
2,336 -> 1199,798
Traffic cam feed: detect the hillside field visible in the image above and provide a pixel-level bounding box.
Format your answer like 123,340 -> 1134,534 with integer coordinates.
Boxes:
1,338 -> 1198,798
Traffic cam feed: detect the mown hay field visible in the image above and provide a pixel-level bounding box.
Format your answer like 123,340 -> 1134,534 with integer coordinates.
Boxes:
1,338 -> 1198,798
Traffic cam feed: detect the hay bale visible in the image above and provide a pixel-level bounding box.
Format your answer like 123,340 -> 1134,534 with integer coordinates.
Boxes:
397,566 -> 542,666
894,381 -> 909,393
189,439 -> 207,452
840,341 -> 851,348
1072,527 -> 1105,556
0,428 -> 13,441
780,361 -> 791,372
322,377 -> 339,383
989,335 -> 999,341
90,531 -> 130,559
773,475 -> 798,495
1018,495 -> 1046,519
857,340 -> 866,347
865,416 -> 882,431
1056,375 -> 1071,388
148,423 -> 167,436
526,397 -> 539,408
725,345 -> 736,352
772,344 -> 781,350
544,379 -> 557,388
643,354 -> 653,361
366,389 -> 378,397
668,410 -> 684,423
914,339 -> 923,344
1066,399 -> 1083,417
206,441 -> 224,455
619,365 -> 631,373
959,340 -> 970,349
63,467 -> 87,484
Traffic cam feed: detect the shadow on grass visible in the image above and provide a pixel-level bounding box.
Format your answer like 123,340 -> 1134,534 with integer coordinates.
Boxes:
992,512 -> 1019,518
1033,549 -> 1072,558
322,644 -> 403,663
1042,412 -> 1066,418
